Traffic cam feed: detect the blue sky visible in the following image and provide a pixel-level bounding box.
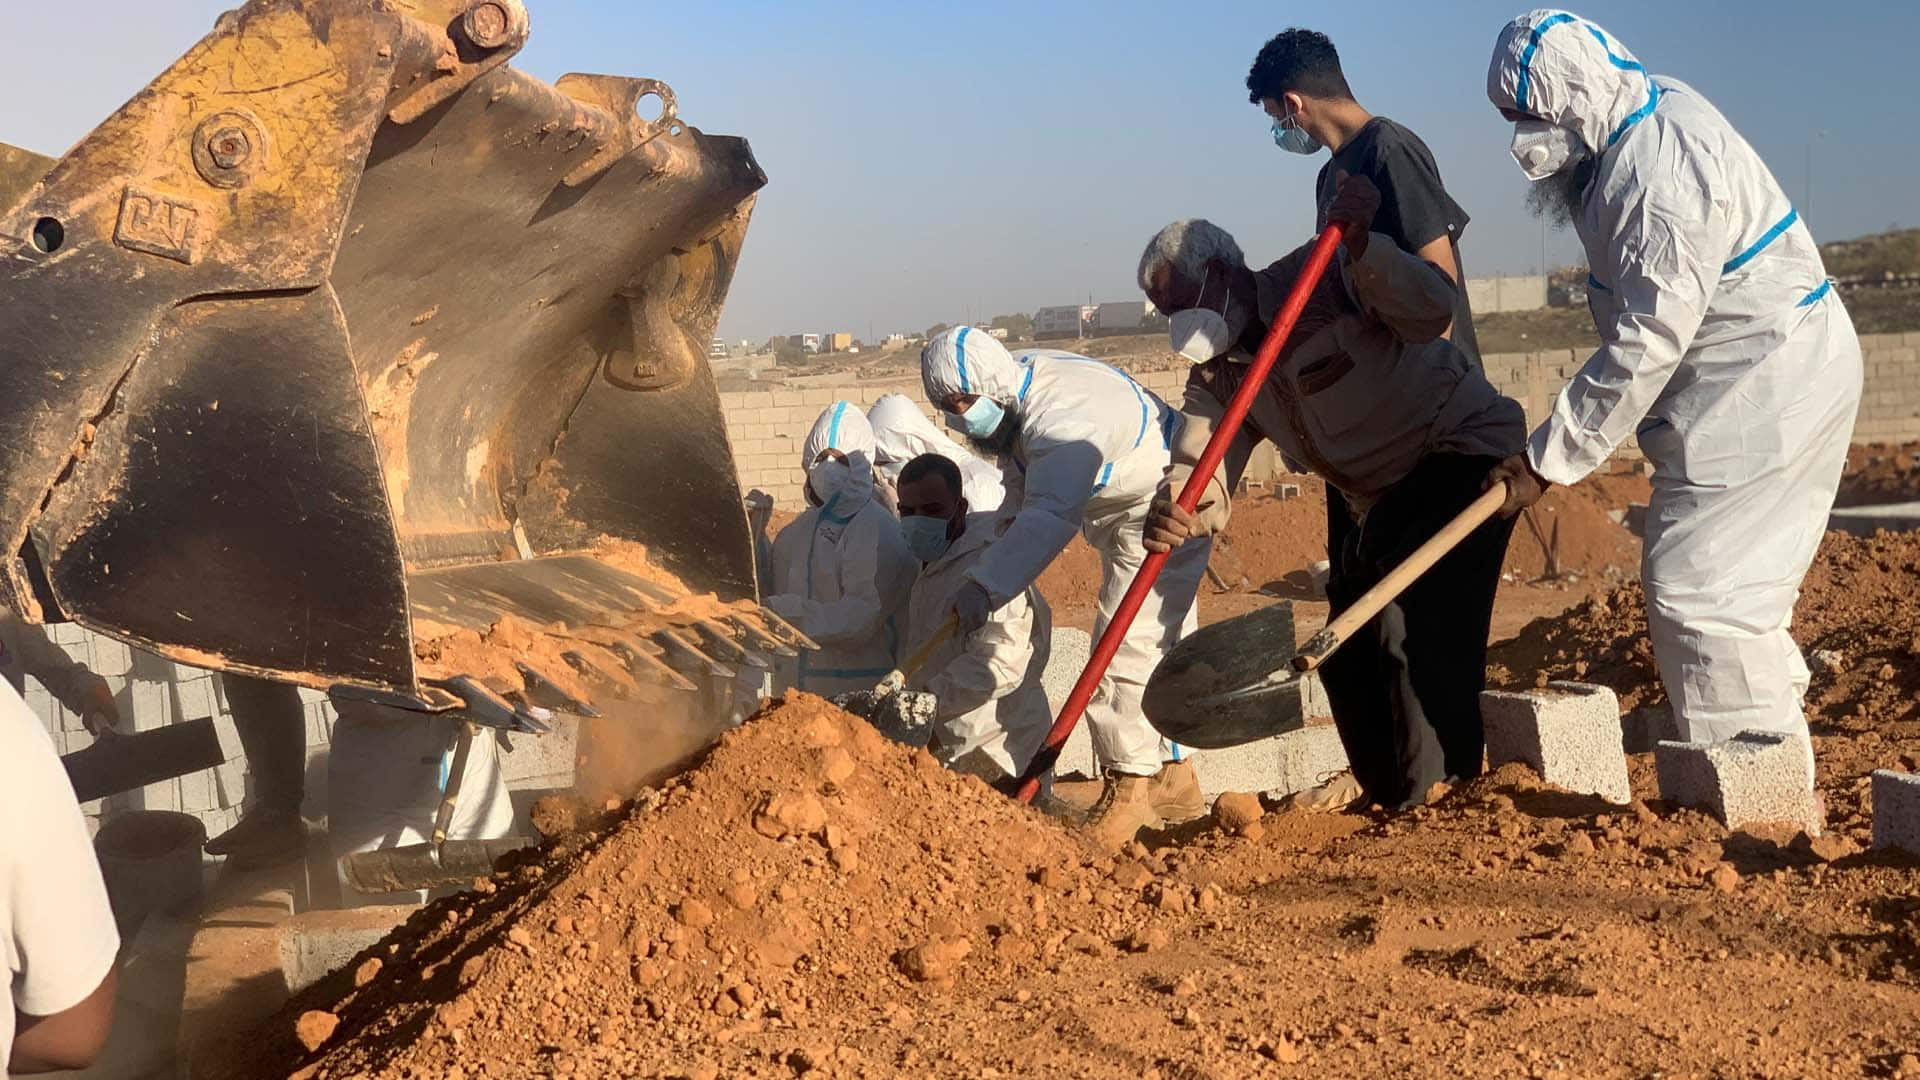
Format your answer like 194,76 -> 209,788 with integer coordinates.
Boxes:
7,2 -> 1915,342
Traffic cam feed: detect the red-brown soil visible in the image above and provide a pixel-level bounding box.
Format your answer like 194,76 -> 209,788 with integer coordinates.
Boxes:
1838,441 -> 1920,507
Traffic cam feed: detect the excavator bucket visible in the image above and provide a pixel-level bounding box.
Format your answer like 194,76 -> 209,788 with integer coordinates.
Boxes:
0,0 -> 798,716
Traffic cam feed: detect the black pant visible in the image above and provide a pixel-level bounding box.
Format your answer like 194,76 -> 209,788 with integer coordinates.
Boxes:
219,673 -> 307,815
1320,455 -> 1515,808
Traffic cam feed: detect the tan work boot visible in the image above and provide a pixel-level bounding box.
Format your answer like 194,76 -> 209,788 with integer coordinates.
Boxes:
1082,772 -> 1160,852
1279,770 -> 1364,814
1148,759 -> 1207,824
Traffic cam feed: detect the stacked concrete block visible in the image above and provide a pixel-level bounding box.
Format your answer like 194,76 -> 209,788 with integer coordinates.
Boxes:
1654,730 -> 1820,833
1480,681 -> 1632,804
1871,770 -> 1920,854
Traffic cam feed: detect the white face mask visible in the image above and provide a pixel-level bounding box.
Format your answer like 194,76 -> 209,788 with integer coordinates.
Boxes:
1169,266 -> 1234,364
1510,119 -> 1583,182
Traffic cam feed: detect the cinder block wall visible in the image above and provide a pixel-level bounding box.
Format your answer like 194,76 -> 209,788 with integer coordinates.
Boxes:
726,334 -> 1920,510
28,622 -> 339,838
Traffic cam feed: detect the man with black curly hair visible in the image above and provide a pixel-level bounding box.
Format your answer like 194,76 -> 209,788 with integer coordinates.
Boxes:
1247,27 -> 1479,367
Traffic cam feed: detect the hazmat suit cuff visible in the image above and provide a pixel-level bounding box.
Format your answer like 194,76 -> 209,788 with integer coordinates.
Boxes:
1526,420 -> 1603,488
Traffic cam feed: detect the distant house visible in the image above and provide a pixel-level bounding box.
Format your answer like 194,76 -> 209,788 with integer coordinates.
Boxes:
988,327 -> 1010,340
1091,300 -> 1150,337
820,331 -> 854,353
708,337 -> 729,359
1465,275 -> 1549,314
1033,305 -> 1085,341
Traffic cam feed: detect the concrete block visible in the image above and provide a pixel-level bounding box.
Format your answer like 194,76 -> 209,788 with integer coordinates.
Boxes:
1621,705 -> 1681,754
23,683 -> 55,729
51,620 -> 87,646
1654,730 -> 1819,832
173,677 -> 217,721
65,726 -> 96,754
1480,681 -> 1631,804
214,760 -> 248,809
90,636 -> 133,677
1872,770 -> 1920,853
130,680 -> 171,731
178,767 -> 216,812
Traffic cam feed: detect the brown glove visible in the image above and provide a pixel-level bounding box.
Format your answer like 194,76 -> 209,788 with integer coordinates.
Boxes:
1144,466 -> 1231,553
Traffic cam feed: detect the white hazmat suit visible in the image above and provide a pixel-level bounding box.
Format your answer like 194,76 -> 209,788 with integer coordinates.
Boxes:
868,393 -> 1006,513
906,511 -> 1051,781
766,402 -> 919,696
920,328 -> 1206,776
1489,10 -> 1862,746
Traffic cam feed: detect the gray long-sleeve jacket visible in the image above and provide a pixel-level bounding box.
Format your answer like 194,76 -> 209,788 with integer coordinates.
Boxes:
0,612 -> 110,716
1173,234 -> 1525,518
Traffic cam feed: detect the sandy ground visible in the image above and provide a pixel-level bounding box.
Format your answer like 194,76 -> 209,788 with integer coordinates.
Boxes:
215,455 -> 1920,1080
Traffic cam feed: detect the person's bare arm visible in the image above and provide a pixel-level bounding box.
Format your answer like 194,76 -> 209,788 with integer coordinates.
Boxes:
11,969 -> 117,1073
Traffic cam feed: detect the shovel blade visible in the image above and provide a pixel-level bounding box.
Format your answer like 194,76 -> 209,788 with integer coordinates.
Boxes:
338,836 -> 536,895
1145,602 -> 1312,749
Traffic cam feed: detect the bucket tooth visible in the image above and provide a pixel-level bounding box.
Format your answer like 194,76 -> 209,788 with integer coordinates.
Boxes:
560,649 -> 634,700
729,615 -> 798,658
654,628 -> 734,680
514,661 -> 602,717
756,609 -> 819,651
605,636 -> 699,692
691,618 -> 767,669
433,676 -> 548,734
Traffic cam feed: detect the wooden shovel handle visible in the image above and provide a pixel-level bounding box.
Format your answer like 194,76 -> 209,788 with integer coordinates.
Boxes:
896,616 -> 959,683
1291,482 -> 1508,672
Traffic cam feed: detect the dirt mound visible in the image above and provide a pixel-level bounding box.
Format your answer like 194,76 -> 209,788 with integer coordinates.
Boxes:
1502,467 -> 1649,583
1491,529 -> 1920,828
1837,441 -> 1920,506
241,709 -> 1920,1080
240,694 -> 1202,1079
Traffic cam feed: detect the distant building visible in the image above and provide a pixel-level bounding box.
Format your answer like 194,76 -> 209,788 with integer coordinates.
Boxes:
1466,275 -> 1549,314
988,327 -> 1010,340
708,337 -> 729,359
787,332 -> 822,353
820,331 -> 854,353
1033,304 -> 1085,341
1091,300 -> 1151,337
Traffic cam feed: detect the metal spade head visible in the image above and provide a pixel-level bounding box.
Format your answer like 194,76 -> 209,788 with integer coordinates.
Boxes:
1143,601 -> 1313,749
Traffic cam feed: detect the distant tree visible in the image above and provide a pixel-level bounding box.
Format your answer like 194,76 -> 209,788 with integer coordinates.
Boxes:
989,312 -> 1034,341
774,341 -> 808,366
924,322 -> 951,339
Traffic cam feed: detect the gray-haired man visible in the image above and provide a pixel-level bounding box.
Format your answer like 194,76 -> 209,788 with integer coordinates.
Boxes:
1139,176 -> 1524,811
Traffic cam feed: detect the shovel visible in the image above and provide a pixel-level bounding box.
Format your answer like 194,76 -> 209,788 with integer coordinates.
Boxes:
831,617 -> 958,742
1141,482 -> 1508,749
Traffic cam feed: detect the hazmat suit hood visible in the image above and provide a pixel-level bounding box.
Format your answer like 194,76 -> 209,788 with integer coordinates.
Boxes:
921,327 -> 1023,408
801,400 -> 876,511
1487,10 -> 1659,156
868,393 -> 967,468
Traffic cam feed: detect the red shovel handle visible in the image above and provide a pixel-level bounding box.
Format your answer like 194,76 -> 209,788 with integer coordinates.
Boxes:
1013,221 -> 1349,804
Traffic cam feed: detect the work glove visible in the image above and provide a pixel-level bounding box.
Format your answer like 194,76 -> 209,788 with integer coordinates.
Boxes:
1485,453 -> 1550,519
1144,466 -> 1231,554
79,678 -> 120,737
764,593 -> 805,623
1326,171 -> 1381,259
951,581 -> 993,636
744,489 -> 774,532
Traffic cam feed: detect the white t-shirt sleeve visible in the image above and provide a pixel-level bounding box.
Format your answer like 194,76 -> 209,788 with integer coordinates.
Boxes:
5,688 -> 119,1020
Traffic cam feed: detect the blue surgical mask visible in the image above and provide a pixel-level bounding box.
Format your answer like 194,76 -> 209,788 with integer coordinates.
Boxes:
944,396 -> 1006,440
1271,108 -> 1320,155
900,513 -> 954,563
